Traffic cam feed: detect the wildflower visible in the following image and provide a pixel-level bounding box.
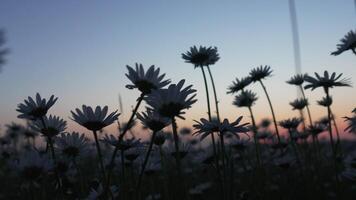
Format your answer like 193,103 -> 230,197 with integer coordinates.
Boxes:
259,118 -> 271,128
16,93 -> 58,120
279,118 -> 301,130
71,105 -> 119,131
55,132 -> 90,159
182,45 -> 219,67
125,63 -> 170,94
344,110 -> 356,134
286,74 -> 307,86
317,96 -> 333,107
136,109 -> 170,132
153,131 -> 166,146
102,135 -> 141,151
331,30 -> 356,56
227,77 -> 252,94
249,65 -> 273,82
5,122 -> 23,140
145,80 -> 197,120
30,115 -> 67,137
290,98 -> 309,110
179,127 -> 192,136
233,90 -> 258,108
304,71 -> 351,92
307,124 -> 326,136
193,117 -> 249,141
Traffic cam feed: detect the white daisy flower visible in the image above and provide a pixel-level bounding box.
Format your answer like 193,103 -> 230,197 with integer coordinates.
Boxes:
145,79 -> 197,119
182,45 -> 220,67
331,29 -> 356,56
55,132 -> 90,159
136,109 -> 170,132
70,105 -> 120,131
16,93 -> 58,120
125,63 -> 170,94
30,115 -> 67,137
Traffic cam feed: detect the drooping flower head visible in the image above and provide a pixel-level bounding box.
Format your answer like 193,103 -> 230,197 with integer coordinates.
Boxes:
145,80 -> 197,119
317,96 -> 333,107
16,93 -> 58,120
286,74 -> 307,86
331,30 -> 356,56
279,118 -> 302,130
71,105 -> 120,131
249,65 -> 273,82
193,117 -> 249,141
233,90 -> 258,108
304,71 -> 351,92
182,45 -> 220,67
55,132 -> 90,159
289,98 -> 309,110
30,115 -> 67,137
136,109 -> 170,132
125,63 -> 171,94
227,77 -> 252,94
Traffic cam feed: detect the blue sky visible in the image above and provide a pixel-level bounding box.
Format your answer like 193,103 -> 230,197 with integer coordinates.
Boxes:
0,0 -> 355,138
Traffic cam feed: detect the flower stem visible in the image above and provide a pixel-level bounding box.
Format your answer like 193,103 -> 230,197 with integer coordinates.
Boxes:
299,85 -> 313,126
171,117 -> 182,176
136,131 -> 157,191
248,106 -> 261,167
207,66 -> 221,121
258,80 -> 281,143
93,130 -> 107,182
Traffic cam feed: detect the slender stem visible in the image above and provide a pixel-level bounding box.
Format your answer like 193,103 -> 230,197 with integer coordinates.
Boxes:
248,106 -> 261,167
171,117 -> 182,175
331,111 -> 341,150
325,91 -> 336,154
137,131 -> 157,191
207,66 -> 221,121
93,130 -> 107,182
259,80 -> 281,143
219,133 -> 226,200
299,86 -> 313,126
121,150 -> 125,182
200,66 -> 212,121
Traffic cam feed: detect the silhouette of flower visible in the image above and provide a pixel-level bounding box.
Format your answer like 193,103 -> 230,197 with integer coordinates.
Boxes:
16,93 -> 58,120
102,135 -> 141,151
317,96 -> 333,107
145,80 -> 197,119
55,132 -> 90,159
249,65 -> 273,82
30,115 -> 67,137
290,98 -> 309,110
331,30 -> 356,56
259,118 -> 271,128
71,105 -> 119,131
125,63 -> 170,94
233,90 -> 258,108
153,131 -> 166,146
136,109 -> 170,132
286,74 -> 307,86
279,118 -> 301,130
182,45 -> 219,67
193,117 -> 249,141
304,71 -> 351,92
307,124 -> 326,136
227,77 -> 252,94
344,110 -> 356,134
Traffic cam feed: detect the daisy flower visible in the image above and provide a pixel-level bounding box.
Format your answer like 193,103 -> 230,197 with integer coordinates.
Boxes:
344,110 -> 356,134
331,29 -> 356,56
145,79 -> 197,119
304,71 -> 351,92
317,96 -> 333,107
136,109 -> 170,132
286,74 -> 307,86
125,63 -> 170,94
102,134 -> 141,151
16,93 -> 58,120
193,117 -> 249,141
249,65 -> 273,82
30,115 -> 67,137
279,118 -> 302,130
290,98 -> 309,110
55,132 -> 90,159
233,90 -> 258,108
71,105 -> 120,131
182,45 -> 219,67
153,131 -> 166,146
227,77 -> 252,94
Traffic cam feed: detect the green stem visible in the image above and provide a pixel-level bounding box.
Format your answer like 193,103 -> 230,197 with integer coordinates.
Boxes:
93,130 -> 107,182
299,85 -> 313,127
248,106 -> 261,167
207,66 -> 221,121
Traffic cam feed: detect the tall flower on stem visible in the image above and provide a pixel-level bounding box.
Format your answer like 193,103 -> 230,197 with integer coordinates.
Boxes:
136,108 -> 170,191
233,90 -> 261,166
331,29 -> 356,56
279,118 -> 302,163
16,93 -> 58,120
71,105 -> 119,183
249,65 -> 281,144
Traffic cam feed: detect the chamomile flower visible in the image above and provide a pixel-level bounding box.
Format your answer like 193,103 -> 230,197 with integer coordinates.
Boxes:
16,93 -> 58,120
125,63 -> 171,94
71,105 -> 120,131
344,111 -> 356,134
55,132 -> 90,159
136,109 -> 170,132
307,124 -> 326,136
193,117 -> 249,141
304,71 -> 351,92
249,65 -> 273,82
317,96 -> 333,107
290,98 -> 309,110
331,29 -> 356,56
182,45 -> 219,67
145,80 -> 197,119
30,115 -> 67,137
233,90 -> 258,108
286,74 -> 307,86
227,77 -> 252,94
102,134 -> 141,151
279,118 -> 302,130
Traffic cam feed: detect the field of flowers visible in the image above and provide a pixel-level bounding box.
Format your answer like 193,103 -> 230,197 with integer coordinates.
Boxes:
0,30 -> 356,200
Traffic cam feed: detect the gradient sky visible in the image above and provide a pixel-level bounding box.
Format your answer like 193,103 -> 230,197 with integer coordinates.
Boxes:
0,0 -> 355,139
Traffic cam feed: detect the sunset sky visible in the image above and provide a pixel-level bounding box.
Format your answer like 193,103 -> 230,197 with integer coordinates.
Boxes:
0,1 -> 355,139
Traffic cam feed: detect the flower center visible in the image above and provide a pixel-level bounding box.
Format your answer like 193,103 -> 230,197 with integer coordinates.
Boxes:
83,121 -> 106,131
29,107 -> 48,118
191,53 -> 210,66
135,80 -> 157,94
159,102 -> 183,118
